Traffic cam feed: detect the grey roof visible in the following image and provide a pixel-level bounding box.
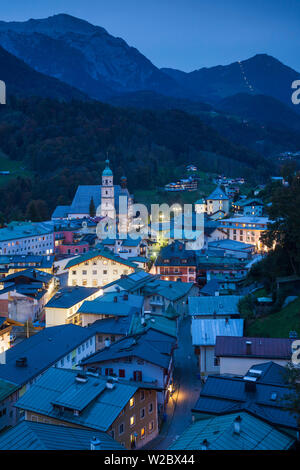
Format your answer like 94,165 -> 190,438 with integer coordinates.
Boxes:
87,316 -> 132,336
207,186 -> 229,201
81,328 -> 175,369
169,411 -> 295,450
199,279 -> 221,296
215,336 -> 295,359
45,286 -> 100,309
78,292 -> 143,317
51,205 -> 70,219
192,362 -> 298,431
188,295 -> 241,316
2,268 -> 53,284
15,367 -> 140,431
191,319 -> 244,346
68,185 -> 130,215
0,325 -> 95,386
0,421 -> 124,450
208,239 -> 253,251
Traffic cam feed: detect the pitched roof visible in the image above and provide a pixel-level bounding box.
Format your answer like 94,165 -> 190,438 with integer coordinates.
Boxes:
87,316 -> 132,336
191,319 -> 244,346
129,312 -> 177,338
0,421 -> 123,450
65,248 -> 137,269
81,329 -> 175,369
0,378 -> 18,402
68,184 -> 129,215
142,278 -> 195,301
192,362 -> 298,430
207,186 -> 229,201
45,286 -> 100,309
2,268 -> 53,284
15,367 -> 139,431
0,222 -> 52,242
169,411 -> 294,450
51,205 -> 70,219
215,336 -> 294,359
0,325 -> 95,386
188,295 -> 241,316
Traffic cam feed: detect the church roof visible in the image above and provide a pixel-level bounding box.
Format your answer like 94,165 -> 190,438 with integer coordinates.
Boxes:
68,185 -> 126,216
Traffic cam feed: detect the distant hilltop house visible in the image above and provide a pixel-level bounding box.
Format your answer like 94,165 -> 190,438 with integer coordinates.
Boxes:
52,160 -> 133,230
186,165 -> 197,172
164,176 -> 198,192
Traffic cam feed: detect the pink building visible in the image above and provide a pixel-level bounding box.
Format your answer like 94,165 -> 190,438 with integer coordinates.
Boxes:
54,230 -> 89,256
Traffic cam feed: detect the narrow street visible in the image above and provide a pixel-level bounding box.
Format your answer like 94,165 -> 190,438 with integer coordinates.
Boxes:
146,315 -> 201,450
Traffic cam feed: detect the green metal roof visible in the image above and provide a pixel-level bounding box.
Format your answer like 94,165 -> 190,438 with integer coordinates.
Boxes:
169,412 -> 295,450
0,421 -> 124,450
15,367 -> 138,432
129,312 -> 177,338
0,378 -> 18,402
65,248 -> 138,269
0,221 -> 52,242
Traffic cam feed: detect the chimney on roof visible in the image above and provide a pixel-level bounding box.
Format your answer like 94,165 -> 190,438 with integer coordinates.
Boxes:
90,436 -> 102,450
201,439 -> 209,450
233,415 -> 242,435
246,340 -> 252,355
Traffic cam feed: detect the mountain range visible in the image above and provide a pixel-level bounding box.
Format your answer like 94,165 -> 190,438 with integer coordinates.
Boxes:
0,13 -> 299,112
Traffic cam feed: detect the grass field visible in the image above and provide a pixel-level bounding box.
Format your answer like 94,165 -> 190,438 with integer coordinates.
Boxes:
245,296 -> 300,338
0,152 -> 32,187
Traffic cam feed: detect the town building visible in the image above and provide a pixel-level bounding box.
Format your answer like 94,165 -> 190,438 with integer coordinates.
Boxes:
81,328 -> 176,410
196,253 -> 249,286
154,241 -> 197,283
65,248 -> 137,288
0,317 -> 12,354
0,269 -> 56,323
206,187 -> 230,218
232,198 -> 264,217
0,420 -> 124,450
188,295 -> 241,319
45,286 -> 102,328
192,318 -> 244,375
0,254 -> 55,279
215,336 -> 296,376
0,222 -> 54,256
103,271 -> 197,317
0,324 -> 98,430
69,291 -> 144,327
217,216 -> 270,251
15,367 -> 160,449
169,411 -> 295,450
191,362 -> 298,437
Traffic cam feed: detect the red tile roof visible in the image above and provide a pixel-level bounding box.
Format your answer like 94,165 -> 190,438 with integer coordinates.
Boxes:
215,336 -> 294,359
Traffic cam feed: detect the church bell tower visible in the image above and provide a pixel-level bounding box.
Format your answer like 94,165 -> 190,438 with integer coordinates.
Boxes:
101,159 -> 115,219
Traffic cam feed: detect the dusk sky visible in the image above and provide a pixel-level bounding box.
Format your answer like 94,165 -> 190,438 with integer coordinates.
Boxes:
1,0 -> 299,72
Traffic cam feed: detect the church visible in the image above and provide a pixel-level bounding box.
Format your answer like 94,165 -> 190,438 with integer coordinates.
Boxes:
51,160 -> 133,225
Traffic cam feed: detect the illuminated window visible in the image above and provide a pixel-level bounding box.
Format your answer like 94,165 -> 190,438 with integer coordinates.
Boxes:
130,415 -> 135,426
141,427 -> 145,439
129,397 -> 135,408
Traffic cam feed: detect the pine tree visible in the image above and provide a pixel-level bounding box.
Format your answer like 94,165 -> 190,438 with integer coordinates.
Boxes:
89,196 -> 96,218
